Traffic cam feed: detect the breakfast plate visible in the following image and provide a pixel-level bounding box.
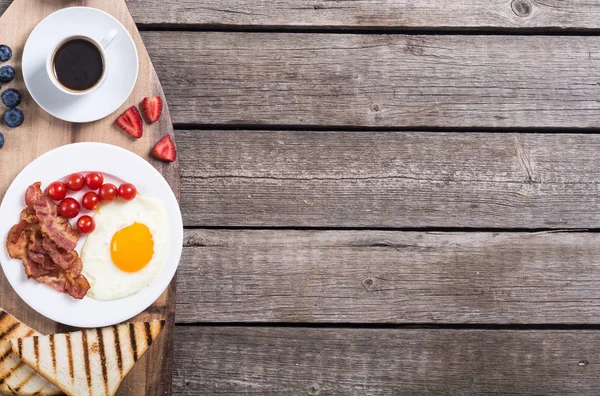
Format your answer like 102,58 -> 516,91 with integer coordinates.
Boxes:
22,7 -> 139,123
0,143 -> 183,328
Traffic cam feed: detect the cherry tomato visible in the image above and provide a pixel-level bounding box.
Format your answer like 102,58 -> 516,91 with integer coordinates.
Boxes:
118,183 -> 137,201
66,173 -> 85,191
85,172 -> 104,190
46,181 -> 67,201
82,192 -> 100,210
99,183 -> 118,201
77,215 -> 95,234
58,198 -> 80,219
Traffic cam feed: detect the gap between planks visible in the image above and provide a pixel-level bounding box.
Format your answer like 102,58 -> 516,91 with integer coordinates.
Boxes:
135,24 -> 600,36
173,322 -> 600,330
172,124 -> 600,134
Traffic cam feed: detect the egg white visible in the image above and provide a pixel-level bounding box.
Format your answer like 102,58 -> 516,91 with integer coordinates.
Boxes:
81,195 -> 169,301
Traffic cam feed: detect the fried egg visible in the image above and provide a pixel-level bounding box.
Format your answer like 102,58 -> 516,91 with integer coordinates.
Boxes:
81,195 -> 168,300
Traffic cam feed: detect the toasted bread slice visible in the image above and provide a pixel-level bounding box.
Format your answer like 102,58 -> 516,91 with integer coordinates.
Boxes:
0,309 -> 62,396
12,320 -> 165,396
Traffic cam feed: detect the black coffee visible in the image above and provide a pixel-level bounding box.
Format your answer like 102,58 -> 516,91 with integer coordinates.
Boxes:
53,38 -> 104,92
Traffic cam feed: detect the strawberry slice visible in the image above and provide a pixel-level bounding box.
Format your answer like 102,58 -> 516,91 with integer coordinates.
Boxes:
115,106 -> 143,138
153,135 -> 177,162
142,96 -> 163,124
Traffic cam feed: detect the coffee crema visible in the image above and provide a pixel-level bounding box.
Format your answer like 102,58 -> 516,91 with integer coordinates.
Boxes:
52,38 -> 104,92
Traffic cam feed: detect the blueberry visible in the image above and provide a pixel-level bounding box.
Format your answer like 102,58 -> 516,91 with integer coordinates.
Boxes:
4,107 -> 23,128
2,89 -> 21,108
0,132 -> 4,149
0,65 -> 15,83
0,45 -> 12,62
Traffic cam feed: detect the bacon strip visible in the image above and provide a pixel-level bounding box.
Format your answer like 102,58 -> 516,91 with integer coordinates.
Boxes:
6,183 -> 90,299
37,272 -> 90,300
41,238 -> 83,276
25,183 -> 79,251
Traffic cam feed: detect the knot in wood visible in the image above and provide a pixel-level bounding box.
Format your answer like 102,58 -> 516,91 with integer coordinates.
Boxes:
363,278 -> 374,287
511,0 -> 532,17
370,104 -> 380,112
308,384 -> 321,395
578,360 -> 589,366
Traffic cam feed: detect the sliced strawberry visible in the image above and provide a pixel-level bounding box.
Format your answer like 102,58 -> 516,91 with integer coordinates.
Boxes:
153,135 -> 177,162
115,106 -> 143,138
142,96 -> 163,124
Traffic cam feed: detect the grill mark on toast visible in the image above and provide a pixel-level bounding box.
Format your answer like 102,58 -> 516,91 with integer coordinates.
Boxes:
112,326 -> 123,375
0,323 -> 19,342
65,333 -> 74,384
97,329 -> 109,395
32,379 -> 49,395
2,361 -> 23,383
0,311 -> 7,324
144,322 -> 153,347
25,330 -> 34,337
129,323 -> 138,362
49,334 -> 57,375
17,339 -> 22,357
81,331 -> 92,391
0,348 -> 12,363
12,370 -> 36,393
33,336 -> 39,367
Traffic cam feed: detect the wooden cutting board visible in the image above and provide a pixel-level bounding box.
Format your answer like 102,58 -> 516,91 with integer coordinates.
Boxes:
0,1 -> 178,395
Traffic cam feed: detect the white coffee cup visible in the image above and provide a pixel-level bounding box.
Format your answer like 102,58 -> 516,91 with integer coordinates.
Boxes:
46,29 -> 118,96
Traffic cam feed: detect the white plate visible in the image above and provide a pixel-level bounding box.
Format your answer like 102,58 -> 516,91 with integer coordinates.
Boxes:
0,143 -> 183,328
22,7 -> 139,123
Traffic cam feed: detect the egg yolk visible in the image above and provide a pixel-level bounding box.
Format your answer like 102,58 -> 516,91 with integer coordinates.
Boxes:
110,223 -> 154,273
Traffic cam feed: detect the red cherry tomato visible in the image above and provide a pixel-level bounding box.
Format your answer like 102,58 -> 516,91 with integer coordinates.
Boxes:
85,172 -> 104,190
66,173 -> 85,191
58,198 -> 80,219
99,183 -> 117,201
77,215 -> 95,234
118,183 -> 137,201
82,192 -> 100,210
46,181 -> 67,201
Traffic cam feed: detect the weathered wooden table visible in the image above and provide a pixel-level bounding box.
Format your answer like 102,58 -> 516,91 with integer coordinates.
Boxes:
6,0 -> 600,394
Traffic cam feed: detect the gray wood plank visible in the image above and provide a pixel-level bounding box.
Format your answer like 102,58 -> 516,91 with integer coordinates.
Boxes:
145,32 -> 600,128
178,130 -> 600,228
177,229 -> 600,324
173,326 -> 600,395
126,0 -> 600,29
4,1 -> 600,29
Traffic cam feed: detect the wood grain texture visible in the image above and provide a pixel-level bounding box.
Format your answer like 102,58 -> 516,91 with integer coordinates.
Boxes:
178,229 -> 600,324
178,130 -> 600,228
126,0 -> 600,29
3,0 -> 600,29
144,32 -> 600,128
0,1 -> 178,395
173,326 -> 600,395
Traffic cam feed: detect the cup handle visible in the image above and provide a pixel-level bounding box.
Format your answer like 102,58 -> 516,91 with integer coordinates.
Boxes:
99,29 -> 119,50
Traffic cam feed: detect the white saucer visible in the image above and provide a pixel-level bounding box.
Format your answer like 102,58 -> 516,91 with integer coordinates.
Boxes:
22,7 -> 139,123
0,143 -> 183,328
